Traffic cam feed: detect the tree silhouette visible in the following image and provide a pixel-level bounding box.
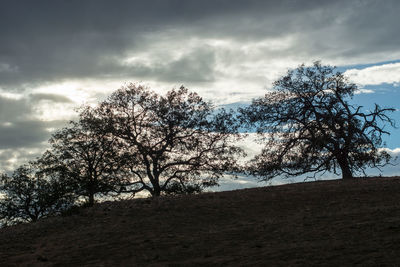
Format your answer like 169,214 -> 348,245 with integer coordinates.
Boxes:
91,84 -> 243,196
47,107 -> 126,206
0,160 -> 75,225
241,62 -> 395,180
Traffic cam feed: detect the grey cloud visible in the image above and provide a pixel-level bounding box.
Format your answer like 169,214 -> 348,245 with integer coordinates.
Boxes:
0,118 -> 67,172
0,147 -> 45,173
29,93 -> 73,103
0,95 -> 68,149
0,94 -> 71,170
0,120 -> 50,149
0,63 -> 18,73
294,2 -> 400,62
0,96 -> 31,122
126,47 -> 217,83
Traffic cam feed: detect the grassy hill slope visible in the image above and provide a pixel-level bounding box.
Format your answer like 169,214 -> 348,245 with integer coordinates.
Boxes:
1,177 -> 400,266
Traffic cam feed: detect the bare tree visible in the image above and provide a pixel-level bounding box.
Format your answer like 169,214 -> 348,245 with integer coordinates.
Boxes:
241,62 -> 395,180
92,84 -> 243,196
48,107 -> 126,206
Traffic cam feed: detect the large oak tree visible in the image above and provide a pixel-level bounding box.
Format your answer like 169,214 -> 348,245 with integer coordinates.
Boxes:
241,62 -> 395,180
92,84 -> 243,196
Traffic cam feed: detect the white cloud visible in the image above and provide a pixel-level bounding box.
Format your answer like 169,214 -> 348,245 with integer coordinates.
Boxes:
381,147 -> 400,157
355,88 -> 375,94
345,62 -> 400,86
236,133 -> 262,160
0,90 -> 24,100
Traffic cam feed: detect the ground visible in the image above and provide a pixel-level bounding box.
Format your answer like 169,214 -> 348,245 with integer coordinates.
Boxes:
1,177 -> 400,266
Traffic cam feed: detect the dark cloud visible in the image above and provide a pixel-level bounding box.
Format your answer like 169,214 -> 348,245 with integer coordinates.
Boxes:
0,95 -> 31,122
0,95 -> 68,150
0,120 -> 50,149
0,118 -> 66,171
1,0 -> 399,89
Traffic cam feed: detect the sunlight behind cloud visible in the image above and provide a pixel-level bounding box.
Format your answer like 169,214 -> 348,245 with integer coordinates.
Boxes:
119,34 -> 304,104
33,81 -> 97,104
0,90 -> 24,100
29,79 -> 125,121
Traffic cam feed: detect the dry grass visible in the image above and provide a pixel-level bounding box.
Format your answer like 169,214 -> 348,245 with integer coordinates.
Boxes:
1,177 -> 400,266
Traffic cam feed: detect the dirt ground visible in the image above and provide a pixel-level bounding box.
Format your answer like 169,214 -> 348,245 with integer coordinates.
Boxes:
1,177 -> 400,266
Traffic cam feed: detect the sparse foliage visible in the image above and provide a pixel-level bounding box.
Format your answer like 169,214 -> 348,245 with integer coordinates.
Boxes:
47,108 -> 126,206
0,161 -> 75,226
164,181 -> 202,195
241,62 -> 395,180
90,84 -> 244,196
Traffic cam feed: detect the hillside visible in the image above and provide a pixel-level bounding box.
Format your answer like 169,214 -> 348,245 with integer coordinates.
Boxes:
1,177 -> 400,266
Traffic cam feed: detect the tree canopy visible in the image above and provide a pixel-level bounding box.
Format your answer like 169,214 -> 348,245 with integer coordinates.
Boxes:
241,62 -> 395,180
47,107 -> 126,206
92,84 -> 244,196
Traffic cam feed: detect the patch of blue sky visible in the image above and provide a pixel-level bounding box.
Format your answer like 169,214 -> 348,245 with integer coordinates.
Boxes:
340,59 -> 400,149
351,86 -> 400,149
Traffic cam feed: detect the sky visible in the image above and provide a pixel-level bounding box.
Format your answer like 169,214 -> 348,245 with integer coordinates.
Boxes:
1,0 -> 400,188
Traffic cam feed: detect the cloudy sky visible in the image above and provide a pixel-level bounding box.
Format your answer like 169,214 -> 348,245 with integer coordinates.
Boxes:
1,0 -> 400,185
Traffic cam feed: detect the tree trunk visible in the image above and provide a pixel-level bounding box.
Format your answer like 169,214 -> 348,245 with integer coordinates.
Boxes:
152,173 -> 161,197
88,193 -> 95,206
340,165 -> 353,179
338,156 -> 353,179
29,214 -> 38,222
152,186 -> 161,197
87,179 -> 96,206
